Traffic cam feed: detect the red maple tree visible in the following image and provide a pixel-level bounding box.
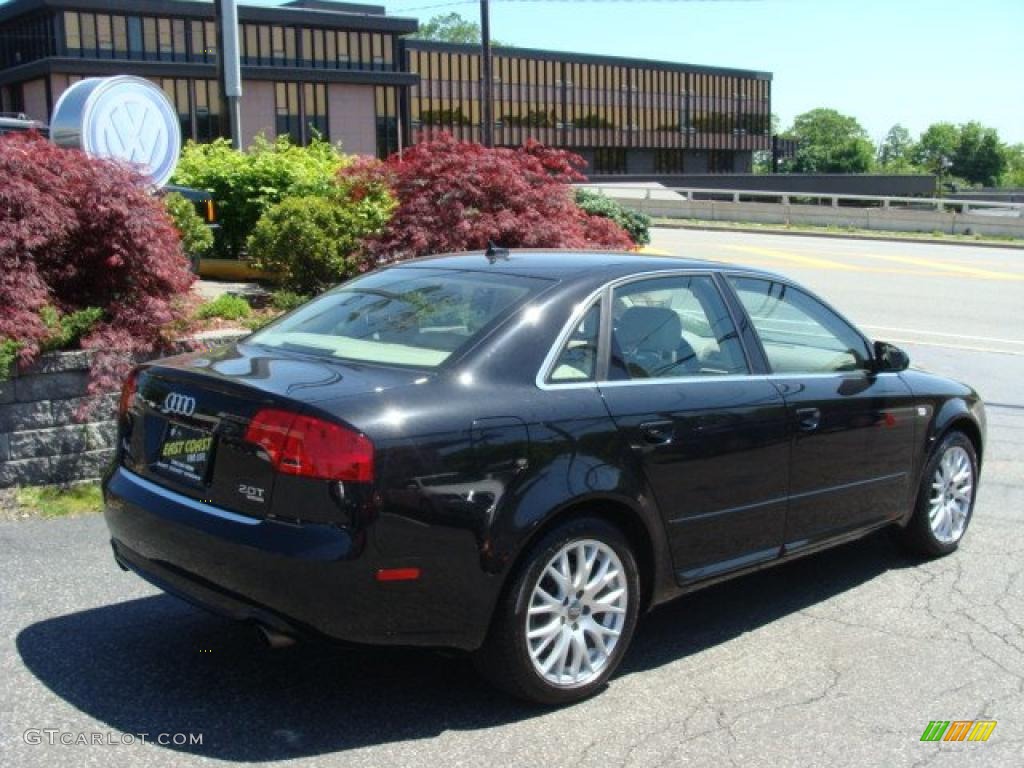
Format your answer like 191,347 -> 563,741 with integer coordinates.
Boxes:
339,133 -> 634,261
0,132 -> 194,393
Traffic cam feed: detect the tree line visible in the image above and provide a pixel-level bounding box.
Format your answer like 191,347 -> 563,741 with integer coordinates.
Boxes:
765,108 -> 1022,188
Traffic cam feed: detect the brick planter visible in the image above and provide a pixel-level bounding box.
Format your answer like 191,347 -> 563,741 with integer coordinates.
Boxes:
0,332 -> 247,488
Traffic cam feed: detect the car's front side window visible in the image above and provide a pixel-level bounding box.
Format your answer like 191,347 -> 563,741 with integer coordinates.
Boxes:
609,275 -> 749,380
728,276 -> 870,374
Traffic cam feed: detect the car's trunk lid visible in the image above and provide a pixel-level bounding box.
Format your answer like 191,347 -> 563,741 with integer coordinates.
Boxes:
122,342 -> 429,518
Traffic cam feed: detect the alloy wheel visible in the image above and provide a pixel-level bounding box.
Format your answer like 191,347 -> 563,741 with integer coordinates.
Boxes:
928,445 -> 973,544
525,539 -> 628,688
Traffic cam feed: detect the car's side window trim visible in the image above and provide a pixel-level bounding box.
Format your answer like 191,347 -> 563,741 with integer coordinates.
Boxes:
723,270 -> 877,376
537,269 -> 766,390
536,288 -> 606,390
711,272 -> 766,375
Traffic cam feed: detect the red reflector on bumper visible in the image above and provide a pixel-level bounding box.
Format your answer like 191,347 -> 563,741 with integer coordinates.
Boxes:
375,567 -> 421,582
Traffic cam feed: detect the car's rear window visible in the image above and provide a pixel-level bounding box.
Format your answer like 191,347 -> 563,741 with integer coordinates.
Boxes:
250,267 -> 549,368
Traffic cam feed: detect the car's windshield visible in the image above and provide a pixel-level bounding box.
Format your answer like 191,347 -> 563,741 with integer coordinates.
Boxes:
250,267 -> 550,368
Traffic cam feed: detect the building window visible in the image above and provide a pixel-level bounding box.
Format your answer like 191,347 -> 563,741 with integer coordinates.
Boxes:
64,12 -> 80,53
160,78 -> 222,143
274,82 -> 329,144
96,15 -> 113,59
592,148 -> 627,175
143,17 -> 157,61
80,13 -> 97,55
112,16 -> 128,57
127,16 -> 143,58
275,82 -> 300,141
161,78 -> 191,141
654,149 -> 685,174
194,80 -> 221,142
708,150 -> 734,173
376,86 -> 399,158
304,82 -> 327,140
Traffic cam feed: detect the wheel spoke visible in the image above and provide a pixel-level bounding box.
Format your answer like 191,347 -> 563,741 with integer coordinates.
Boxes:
545,564 -> 570,599
953,484 -> 972,501
528,618 -> 562,641
530,625 -> 562,661
543,631 -> 572,678
592,587 -> 625,610
568,631 -> 587,678
582,618 -> 610,657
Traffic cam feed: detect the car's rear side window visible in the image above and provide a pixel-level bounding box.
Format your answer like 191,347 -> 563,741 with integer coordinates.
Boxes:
250,268 -> 549,368
610,275 -> 749,379
550,301 -> 602,382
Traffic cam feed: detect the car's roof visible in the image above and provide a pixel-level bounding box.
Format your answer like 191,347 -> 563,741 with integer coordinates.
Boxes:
396,249 -> 780,281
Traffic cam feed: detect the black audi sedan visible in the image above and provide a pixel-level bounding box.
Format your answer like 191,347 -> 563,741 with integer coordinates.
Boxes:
103,250 -> 984,704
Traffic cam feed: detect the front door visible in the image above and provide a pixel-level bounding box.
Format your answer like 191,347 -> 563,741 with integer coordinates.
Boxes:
727,276 -> 917,555
596,274 -> 791,583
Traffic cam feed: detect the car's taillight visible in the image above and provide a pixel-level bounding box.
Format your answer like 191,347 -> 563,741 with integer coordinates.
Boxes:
244,408 -> 374,482
118,368 -> 139,418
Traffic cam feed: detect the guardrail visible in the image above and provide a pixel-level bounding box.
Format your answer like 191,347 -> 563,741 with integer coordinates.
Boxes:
577,184 -> 1024,238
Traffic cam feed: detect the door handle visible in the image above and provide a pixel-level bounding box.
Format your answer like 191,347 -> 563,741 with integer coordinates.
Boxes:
795,407 -> 821,433
639,420 -> 675,445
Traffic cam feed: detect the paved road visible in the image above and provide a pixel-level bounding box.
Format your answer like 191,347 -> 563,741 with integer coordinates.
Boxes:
3,230 -> 1023,767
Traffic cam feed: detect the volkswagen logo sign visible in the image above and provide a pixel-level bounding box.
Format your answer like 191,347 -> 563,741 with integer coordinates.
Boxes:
161,392 -> 197,418
50,76 -> 181,188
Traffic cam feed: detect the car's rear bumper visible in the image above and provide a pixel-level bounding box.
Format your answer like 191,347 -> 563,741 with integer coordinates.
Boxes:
103,467 -> 482,649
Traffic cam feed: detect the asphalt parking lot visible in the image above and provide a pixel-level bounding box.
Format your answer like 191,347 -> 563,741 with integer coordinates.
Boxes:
2,229 -> 1022,767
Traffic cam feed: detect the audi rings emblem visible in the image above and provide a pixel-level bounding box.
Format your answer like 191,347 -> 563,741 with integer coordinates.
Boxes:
162,393 -> 197,417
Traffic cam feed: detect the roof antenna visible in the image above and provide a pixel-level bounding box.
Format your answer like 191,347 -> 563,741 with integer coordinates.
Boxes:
485,240 -> 510,263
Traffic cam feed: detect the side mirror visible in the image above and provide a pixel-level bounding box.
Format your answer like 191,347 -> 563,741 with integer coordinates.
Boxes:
872,340 -> 909,372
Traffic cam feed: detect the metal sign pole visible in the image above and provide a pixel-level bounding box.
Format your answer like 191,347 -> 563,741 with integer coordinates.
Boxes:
217,0 -> 243,149
480,0 -> 493,148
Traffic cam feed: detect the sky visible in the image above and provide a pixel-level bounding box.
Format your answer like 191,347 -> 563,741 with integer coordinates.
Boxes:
369,0 -> 1024,145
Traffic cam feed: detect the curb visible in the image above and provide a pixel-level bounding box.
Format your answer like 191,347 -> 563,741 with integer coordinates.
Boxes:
652,221 -> 1024,251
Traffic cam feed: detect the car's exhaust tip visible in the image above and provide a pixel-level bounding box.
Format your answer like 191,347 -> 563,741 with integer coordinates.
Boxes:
257,624 -> 297,650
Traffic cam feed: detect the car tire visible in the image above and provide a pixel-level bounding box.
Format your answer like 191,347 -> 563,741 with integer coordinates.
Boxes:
473,516 -> 641,705
899,430 -> 978,557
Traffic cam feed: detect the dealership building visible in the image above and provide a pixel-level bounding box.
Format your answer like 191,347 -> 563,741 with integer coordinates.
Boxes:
0,0 -> 773,174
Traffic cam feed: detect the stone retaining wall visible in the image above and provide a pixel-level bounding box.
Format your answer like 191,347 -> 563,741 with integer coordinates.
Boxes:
0,351 -> 118,487
0,332 -> 246,488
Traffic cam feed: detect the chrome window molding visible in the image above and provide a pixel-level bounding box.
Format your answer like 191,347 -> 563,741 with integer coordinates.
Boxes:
535,267 -> 892,392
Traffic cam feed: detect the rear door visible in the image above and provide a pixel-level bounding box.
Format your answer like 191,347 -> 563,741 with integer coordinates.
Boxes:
726,275 -> 917,555
592,273 -> 791,583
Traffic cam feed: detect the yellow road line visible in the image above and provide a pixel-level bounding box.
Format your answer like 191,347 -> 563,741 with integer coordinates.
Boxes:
723,245 -> 861,271
859,253 -> 1024,281
718,247 -> 957,278
720,244 -> 1024,281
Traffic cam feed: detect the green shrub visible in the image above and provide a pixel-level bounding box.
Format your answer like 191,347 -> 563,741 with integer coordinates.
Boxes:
171,135 -> 348,259
39,306 -> 105,352
270,290 -> 311,312
164,192 -> 214,259
247,186 -> 394,295
195,294 -> 252,321
574,189 -> 651,245
0,338 -> 18,380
